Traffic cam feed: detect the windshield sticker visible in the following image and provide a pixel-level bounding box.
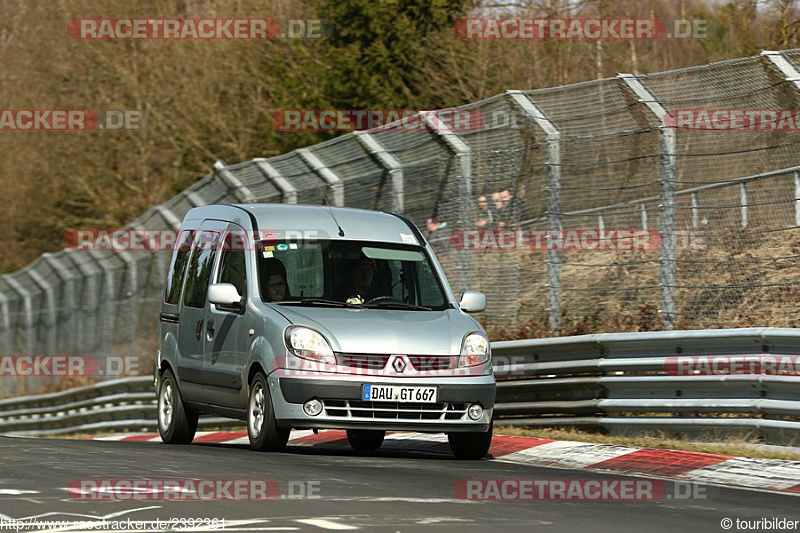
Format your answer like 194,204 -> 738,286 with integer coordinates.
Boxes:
289,243 -> 298,249
276,243 -> 288,251
263,245 -> 275,251
401,233 -> 416,244
262,251 -> 274,258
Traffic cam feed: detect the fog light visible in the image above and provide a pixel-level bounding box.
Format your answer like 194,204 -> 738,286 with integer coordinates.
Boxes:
467,403 -> 484,420
303,399 -> 324,416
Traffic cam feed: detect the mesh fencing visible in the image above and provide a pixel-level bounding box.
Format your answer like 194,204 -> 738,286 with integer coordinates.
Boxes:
3,49 -> 800,393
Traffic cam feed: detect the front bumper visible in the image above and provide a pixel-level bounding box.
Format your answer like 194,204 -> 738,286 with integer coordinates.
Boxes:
268,373 -> 495,433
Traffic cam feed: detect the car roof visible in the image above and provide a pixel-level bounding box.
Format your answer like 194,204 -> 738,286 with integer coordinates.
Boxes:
184,203 -> 424,246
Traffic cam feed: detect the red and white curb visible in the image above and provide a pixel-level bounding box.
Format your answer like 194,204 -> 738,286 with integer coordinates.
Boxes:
86,430 -> 800,495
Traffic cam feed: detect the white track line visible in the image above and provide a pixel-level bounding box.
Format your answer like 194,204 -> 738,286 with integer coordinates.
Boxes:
295,518 -> 358,530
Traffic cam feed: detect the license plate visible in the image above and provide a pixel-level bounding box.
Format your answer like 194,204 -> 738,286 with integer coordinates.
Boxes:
362,384 -> 438,403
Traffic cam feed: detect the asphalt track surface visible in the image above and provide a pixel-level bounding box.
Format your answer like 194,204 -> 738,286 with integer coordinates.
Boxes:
0,435 -> 797,532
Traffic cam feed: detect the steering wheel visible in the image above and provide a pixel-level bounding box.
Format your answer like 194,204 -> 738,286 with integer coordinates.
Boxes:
365,295 -> 400,305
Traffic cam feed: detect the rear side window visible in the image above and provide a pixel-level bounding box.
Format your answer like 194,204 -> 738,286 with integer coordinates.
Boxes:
183,231 -> 220,309
164,230 -> 194,305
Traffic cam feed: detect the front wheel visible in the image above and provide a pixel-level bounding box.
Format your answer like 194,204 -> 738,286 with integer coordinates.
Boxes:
346,429 -> 385,452
248,373 -> 290,452
157,369 -> 198,444
448,421 -> 493,460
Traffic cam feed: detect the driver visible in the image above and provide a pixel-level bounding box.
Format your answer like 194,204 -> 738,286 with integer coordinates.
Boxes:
343,255 -> 377,304
262,258 -> 289,302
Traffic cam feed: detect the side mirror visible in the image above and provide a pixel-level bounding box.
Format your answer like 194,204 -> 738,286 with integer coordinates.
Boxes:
459,290 -> 486,313
208,283 -> 242,308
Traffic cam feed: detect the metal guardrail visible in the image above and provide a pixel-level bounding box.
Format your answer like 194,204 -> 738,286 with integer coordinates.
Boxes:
1,328 -> 799,444
492,327 -> 800,445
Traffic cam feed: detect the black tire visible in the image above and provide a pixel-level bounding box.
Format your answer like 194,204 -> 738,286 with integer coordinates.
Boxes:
448,421 -> 493,460
346,429 -> 386,452
157,369 -> 198,444
247,373 -> 290,452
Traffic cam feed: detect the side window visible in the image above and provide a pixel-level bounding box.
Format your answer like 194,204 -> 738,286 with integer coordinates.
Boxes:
218,231 -> 247,297
183,231 -> 220,309
164,229 -> 194,305
416,260 -> 446,307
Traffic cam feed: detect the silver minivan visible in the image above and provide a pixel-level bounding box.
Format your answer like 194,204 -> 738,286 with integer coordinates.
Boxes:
155,204 -> 495,459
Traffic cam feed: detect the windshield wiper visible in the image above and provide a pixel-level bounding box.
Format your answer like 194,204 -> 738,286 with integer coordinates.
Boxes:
362,302 -> 432,311
275,298 -> 363,309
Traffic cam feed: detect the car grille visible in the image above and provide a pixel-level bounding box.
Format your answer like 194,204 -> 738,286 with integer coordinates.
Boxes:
336,354 -> 456,371
323,400 -> 469,420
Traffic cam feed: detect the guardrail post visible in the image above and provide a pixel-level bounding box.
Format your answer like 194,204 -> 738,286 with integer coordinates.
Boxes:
508,91 -> 562,333
213,160 -> 256,203
252,158 -> 298,204
355,131 -> 404,214
421,110 -> 473,294
297,149 -> 345,206
620,74 -> 677,330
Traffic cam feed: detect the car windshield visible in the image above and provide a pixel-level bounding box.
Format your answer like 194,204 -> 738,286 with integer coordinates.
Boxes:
256,240 -> 449,311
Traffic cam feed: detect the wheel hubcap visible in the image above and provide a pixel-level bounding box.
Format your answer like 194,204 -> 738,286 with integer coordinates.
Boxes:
249,383 -> 265,438
159,382 -> 173,429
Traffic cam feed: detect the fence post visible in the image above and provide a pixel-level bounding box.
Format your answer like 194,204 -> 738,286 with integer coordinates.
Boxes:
253,158 -> 298,204
116,250 -> 138,361
620,74 -> 677,330
507,91 -> 562,334
421,110 -> 473,294
355,131 -> 404,214
297,148 -> 345,206
26,268 -> 56,357
691,193 -> 699,229
2,275 -> 33,355
640,203 -> 648,230
42,253 -> 78,356
761,51 -> 800,91
86,251 -> 117,360
740,182 -> 748,229
0,289 -> 10,355
213,160 -> 256,203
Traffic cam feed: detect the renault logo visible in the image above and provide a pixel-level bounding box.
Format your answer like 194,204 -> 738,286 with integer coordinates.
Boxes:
391,356 -> 407,373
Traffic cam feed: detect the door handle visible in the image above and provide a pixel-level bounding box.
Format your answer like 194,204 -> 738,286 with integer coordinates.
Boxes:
195,319 -> 203,340
206,318 -> 215,339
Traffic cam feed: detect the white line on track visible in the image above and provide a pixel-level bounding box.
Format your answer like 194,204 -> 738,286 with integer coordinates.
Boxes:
295,518 -> 359,530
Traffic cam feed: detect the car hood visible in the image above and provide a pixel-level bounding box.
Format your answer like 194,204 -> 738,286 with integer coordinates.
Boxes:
271,305 -> 479,355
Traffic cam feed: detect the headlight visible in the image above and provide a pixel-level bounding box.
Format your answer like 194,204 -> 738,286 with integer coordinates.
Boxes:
285,326 -> 335,364
458,332 -> 490,367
